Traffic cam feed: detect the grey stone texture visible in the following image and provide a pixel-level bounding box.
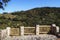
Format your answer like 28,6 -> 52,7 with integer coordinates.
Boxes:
2,35 -> 57,40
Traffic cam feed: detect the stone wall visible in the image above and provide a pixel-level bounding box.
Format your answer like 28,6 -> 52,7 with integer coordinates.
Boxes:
2,35 -> 57,40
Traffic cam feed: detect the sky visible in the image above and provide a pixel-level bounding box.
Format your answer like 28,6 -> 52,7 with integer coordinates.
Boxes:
0,0 -> 60,13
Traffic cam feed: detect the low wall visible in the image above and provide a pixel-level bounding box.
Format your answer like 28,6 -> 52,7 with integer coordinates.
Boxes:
1,25 -> 58,36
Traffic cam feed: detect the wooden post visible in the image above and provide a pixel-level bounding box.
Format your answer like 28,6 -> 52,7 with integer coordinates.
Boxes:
56,26 -> 59,33
6,27 -> 11,36
21,26 -> 24,36
36,25 -> 39,35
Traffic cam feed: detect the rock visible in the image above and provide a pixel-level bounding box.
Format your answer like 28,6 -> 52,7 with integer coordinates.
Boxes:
2,35 -> 57,40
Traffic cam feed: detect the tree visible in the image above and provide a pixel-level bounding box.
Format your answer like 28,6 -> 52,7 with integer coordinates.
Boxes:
0,0 -> 10,10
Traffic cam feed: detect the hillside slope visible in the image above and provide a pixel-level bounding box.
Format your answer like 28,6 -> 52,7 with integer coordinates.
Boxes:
0,7 -> 60,29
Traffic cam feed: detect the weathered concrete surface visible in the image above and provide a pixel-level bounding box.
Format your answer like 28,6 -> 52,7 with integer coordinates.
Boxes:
2,34 -> 57,40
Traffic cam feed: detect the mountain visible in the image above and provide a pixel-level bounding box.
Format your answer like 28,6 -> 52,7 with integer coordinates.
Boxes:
0,7 -> 60,29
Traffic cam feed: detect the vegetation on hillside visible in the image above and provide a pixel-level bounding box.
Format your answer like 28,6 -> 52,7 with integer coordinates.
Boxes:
0,7 -> 60,29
